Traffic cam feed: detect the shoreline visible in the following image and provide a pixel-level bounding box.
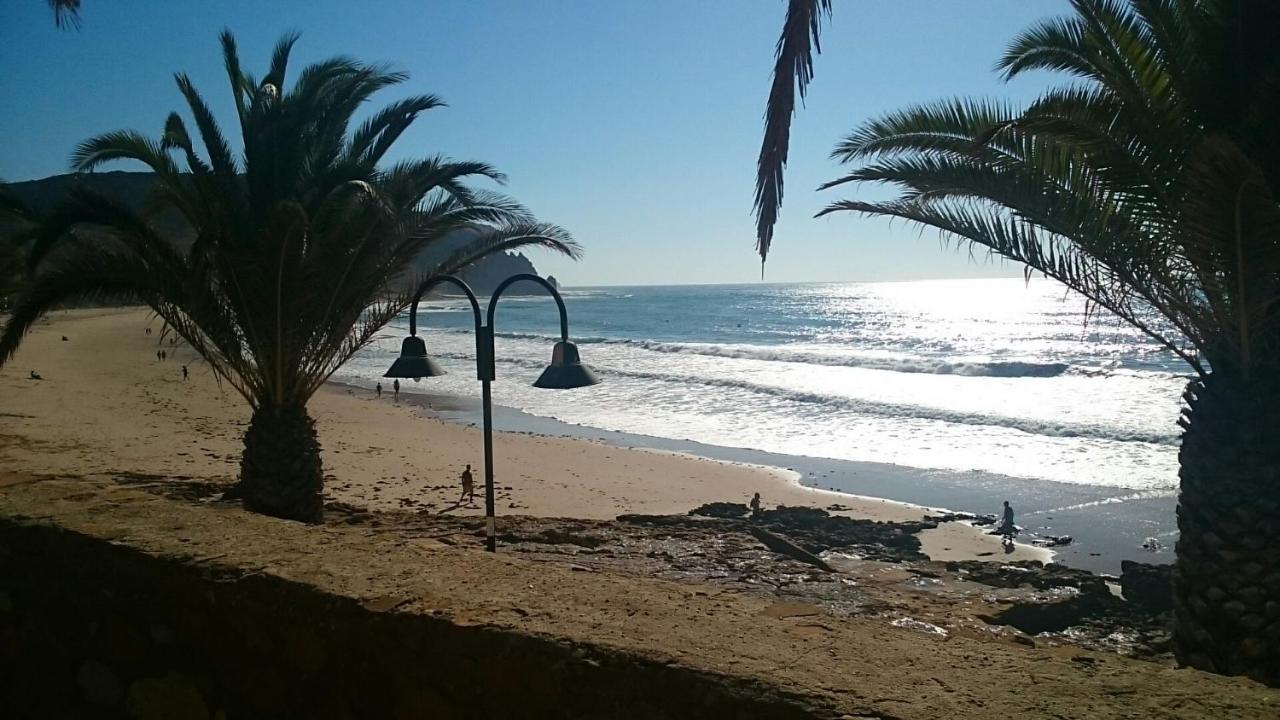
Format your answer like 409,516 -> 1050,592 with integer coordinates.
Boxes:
332,379 -> 1057,566
0,307 -> 1048,565
342,375 -> 1174,574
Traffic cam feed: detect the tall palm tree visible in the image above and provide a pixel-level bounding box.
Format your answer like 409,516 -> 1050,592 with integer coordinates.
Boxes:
0,31 -> 579,524
775,0 -> 1280,683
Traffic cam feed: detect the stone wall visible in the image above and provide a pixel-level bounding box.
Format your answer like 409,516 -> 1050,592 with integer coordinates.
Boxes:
0,520 -> 820,720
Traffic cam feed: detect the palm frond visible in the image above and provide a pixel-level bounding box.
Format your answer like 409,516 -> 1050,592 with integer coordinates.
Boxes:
818,0 -> 1280,381
47,0 -> 80,30
754,0 -> 832,265
2,30 -> 580,416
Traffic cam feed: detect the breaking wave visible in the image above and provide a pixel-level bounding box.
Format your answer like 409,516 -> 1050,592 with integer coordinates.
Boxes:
435,328 -> 1075,378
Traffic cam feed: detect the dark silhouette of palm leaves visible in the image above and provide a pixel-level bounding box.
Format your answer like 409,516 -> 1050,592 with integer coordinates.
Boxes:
0,183 -> 38,300
818,0 -> 1280,381
46,0 -> 81,29
754,0 -> 831,266
0,30 -> 579,410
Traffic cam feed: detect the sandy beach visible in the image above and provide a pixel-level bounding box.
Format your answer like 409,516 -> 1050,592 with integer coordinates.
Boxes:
0,307 -> 1038,562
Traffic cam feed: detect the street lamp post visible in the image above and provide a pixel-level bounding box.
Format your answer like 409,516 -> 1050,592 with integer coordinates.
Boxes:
383,273 -> 600,552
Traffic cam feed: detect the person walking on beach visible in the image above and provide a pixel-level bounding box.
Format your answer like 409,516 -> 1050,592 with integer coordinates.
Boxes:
145,327 -> 151,336
376,382 -> 382,399
997,500 -> 1017,544
460,464 -> 475,504
160,349 -> 167,362
393,379 -> 400,399
750,492 -> 762,521
181,365 -> 189,381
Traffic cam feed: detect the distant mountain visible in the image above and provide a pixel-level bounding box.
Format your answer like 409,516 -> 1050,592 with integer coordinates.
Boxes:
4,171 -> 554,296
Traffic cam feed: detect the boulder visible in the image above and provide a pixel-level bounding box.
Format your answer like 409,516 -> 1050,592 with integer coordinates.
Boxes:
1120,560 -> 1173,614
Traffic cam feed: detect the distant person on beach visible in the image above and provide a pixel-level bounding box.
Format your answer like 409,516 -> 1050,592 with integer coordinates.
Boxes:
997,500 -> 1017,543
156,350 -> 162,362
145,327 -> 151,336
376,382 -> 382,399
750,492 -> 762,521
181,365 -> 189,381
460,464 -> 474,504
393,379 -> 400,399
161,350 -> 167,362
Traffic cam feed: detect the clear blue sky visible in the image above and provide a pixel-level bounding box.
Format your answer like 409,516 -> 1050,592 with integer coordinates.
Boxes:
1,1 -> 1071,286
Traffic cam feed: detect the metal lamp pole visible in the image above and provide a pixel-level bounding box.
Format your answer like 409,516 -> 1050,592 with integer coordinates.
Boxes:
384,273 -> 600,552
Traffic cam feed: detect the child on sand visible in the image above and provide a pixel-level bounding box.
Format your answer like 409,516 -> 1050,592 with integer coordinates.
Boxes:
750,492 -> 762,521
460,464 -> 474,504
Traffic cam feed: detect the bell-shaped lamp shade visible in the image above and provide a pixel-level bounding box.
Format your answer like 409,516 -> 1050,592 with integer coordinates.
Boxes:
383,335 -> 446,380
533,341 -> 600,389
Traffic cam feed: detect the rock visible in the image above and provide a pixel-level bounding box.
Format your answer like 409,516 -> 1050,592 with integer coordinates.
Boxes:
77,660 -> 124,707
624,506 -> 930,562
125,672 -> 209,720
760,602 -> 823,619
948,560 -> 1108,595
748,526 -> 836,572
890,616 -> 948,636
688,502 -> 749,519
1119,561 -> 1173,614
1034,535 -> 1073,547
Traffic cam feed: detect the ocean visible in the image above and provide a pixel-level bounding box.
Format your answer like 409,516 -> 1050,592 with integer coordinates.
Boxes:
336,277 -> 1191,571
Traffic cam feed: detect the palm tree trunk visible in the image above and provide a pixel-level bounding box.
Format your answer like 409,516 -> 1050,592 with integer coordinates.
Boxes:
1174,373 -> 1280,686
239,401 -> 324,523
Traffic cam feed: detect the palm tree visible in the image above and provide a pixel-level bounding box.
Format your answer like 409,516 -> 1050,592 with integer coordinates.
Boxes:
0,185 -> 37,304
0,31 -> 579,524
764,0 -> 1280,683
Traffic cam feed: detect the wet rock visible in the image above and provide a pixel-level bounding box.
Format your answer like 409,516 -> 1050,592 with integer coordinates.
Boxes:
688,502 -> 749,519
890,616 -> 948,637
1034,535 -> 1074,548
947,560 -> 1107,595
924,511 -> 995,525
748,526 -> 835,572
623,506 -> 931,563
1120,561 -> 1172,614
985,593 -> 1123,635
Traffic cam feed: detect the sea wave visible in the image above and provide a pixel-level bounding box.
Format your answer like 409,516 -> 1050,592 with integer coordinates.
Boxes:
436,329 -> 1074,378
430,351 -> 1180,446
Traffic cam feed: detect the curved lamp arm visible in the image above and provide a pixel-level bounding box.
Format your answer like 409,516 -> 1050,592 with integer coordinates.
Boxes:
486,273 -> 569,342
408,274 -> 482,336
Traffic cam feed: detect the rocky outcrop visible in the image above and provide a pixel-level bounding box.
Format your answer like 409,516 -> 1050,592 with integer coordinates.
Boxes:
627,504 -> 930,562
1120,560 -> 1173,614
